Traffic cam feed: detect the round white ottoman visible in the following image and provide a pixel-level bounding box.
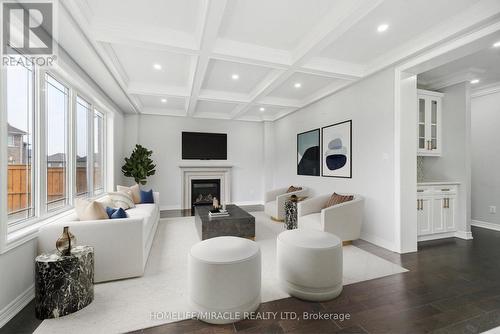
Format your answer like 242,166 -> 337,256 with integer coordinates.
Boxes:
277,229 -> 342,301
188,236 -> 261,324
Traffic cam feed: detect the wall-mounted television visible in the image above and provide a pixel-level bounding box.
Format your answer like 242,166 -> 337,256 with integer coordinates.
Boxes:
182,132 -> 227,160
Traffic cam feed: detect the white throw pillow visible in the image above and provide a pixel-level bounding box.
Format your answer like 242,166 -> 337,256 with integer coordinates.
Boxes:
117,184 -> 141,204
74,198 -> 108,221
98,195 -> 116,209
108,191 -> 135,210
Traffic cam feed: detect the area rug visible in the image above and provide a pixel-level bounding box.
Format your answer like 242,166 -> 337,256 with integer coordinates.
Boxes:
35,211 -> 408,334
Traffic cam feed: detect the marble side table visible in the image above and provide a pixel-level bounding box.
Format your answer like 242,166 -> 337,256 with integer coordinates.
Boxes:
35,245 -> 94,319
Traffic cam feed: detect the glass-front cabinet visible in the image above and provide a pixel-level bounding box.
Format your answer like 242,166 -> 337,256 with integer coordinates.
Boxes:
417,89 -> 443,156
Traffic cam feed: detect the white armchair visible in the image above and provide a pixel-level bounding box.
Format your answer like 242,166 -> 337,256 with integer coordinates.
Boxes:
264,186 -> 308,221
297,194 -> 364,242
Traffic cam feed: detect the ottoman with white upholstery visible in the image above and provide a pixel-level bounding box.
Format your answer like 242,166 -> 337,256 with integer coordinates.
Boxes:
277,229 -> 342,301
188,236 -> 261,324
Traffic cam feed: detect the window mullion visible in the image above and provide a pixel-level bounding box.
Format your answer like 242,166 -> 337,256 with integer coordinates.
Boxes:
38,69 -> 47,218
69,90 -> 76,205
88,106 -> 94,197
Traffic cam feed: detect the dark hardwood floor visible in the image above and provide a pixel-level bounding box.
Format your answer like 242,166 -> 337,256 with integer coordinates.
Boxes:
4,225 -> 500,334
130,227 -> 500,334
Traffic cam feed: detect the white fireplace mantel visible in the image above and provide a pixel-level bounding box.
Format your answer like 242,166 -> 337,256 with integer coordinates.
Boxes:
179,166 -> 232,209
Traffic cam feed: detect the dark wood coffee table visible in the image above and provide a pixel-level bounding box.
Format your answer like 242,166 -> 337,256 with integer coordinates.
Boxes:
194,205 -> 255,240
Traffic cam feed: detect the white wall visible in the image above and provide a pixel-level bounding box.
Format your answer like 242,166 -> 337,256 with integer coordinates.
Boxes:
0,240 -> 37,327
422,82 -> 472,234
471,90 -> 500,225
271,68 -> 397,250
127,115 -> 265,209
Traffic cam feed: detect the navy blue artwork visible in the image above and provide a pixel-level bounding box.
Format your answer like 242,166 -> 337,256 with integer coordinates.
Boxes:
322,121 -> 352,178
297,129 -> 320,176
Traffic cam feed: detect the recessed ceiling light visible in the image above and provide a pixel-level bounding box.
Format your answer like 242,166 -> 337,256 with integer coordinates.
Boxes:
161,98 -> 168,103
231,74 -> 239,80
153,63 -> 162,70
294,82 -> 302,88
377,23 -> 389,33
493,41 -> 500,48
259,107 -> 265,112
470,79 -> 480,84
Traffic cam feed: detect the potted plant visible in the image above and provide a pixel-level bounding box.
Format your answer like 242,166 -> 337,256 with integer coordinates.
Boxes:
121,144 -> 156,185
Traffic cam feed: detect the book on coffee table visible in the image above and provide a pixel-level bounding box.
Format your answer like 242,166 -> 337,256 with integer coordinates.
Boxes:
208,209 -> 229,217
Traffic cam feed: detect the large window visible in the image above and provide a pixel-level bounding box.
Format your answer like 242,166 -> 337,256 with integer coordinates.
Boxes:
6,61 -> 34,225
4,63 -> 108,230
46,74 -> 69,211
76,97 -> 90,197
93,111 -> 104,194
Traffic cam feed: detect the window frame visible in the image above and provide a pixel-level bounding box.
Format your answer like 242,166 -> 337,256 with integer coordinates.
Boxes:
43,72 -> 71,214
93,109 -> 106,195
4,64 -> 109,235
5,59 -> 37,231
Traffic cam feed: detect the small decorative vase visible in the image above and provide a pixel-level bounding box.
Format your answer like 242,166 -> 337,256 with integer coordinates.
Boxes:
56,226 -> 76,256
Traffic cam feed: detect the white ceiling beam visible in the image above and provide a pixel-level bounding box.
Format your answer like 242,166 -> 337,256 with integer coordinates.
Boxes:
187,0 -> 228,116
231,0 -> 385,120
127,83 -> 189,98
91,21 -> 199,55
141,108 -> 187,117
299,80 -> 353,107
198,90 -> 250,103
212,39 -> 291,69
301,57 -> 364,79
256,96 -> 302,108
230,69 -> 290,118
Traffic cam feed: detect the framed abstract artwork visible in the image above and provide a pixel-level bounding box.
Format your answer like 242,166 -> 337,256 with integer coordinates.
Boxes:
321,120 -> 352,178
297,128 -> 320,176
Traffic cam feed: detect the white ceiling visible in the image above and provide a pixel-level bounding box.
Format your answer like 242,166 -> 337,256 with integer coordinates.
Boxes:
418,40 -> 500,91
61,0 -> 500,121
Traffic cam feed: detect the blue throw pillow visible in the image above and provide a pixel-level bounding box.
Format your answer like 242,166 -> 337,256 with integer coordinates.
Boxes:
105,207 -> 128,219
106,206 -> 115,219
140,189 -> 154,204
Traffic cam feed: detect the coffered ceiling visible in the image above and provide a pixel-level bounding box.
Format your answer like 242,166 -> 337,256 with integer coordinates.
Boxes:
61,0 -> 500,121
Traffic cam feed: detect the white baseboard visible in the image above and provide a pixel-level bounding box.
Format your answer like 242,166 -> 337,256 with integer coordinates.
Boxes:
418,232 -> 456,242
418,230 -> 473,242
360,232 -> 396,253
454,230 -> 473,240
472,220 -> 500,232
0,284 -> 34,329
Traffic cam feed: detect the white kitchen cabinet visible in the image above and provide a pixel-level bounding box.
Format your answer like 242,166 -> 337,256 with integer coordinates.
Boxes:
417,89 -> 443,156
417,198 -> 432,235
417,184 -> 457,239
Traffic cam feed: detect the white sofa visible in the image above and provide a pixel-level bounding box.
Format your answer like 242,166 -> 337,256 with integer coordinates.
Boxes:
297,194 -> 363,242
264,187 -> 308,221
38,192 -> 160,283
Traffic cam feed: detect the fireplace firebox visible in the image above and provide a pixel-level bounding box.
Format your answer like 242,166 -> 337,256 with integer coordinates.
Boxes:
191,179 -> 221,211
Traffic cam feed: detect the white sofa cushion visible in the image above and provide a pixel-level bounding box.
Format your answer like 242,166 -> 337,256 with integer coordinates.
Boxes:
264,200 -> 278,219
74,198 -> 108,221
298,213 -> 322,231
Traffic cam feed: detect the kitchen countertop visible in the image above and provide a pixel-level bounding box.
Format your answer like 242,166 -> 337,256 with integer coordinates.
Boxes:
417,181 -> 461,186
